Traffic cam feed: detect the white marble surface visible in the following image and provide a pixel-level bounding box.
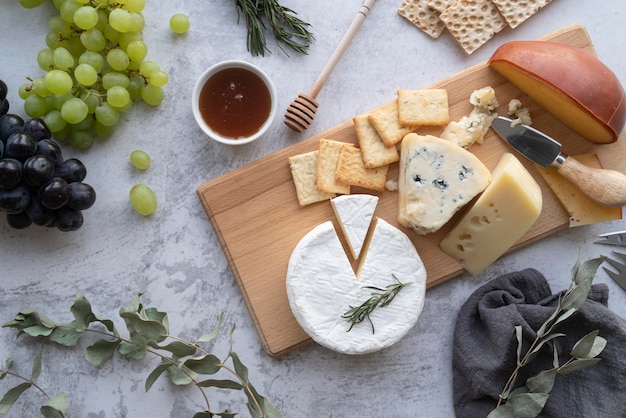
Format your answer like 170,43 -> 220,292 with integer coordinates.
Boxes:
1,1 -> 625,417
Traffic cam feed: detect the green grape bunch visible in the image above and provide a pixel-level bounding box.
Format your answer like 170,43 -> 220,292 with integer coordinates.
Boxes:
17,0 -> 169,149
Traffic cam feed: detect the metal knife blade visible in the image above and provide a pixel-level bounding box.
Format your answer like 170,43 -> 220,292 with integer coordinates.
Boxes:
491,115 -> 626,208
491,116 -> 563,168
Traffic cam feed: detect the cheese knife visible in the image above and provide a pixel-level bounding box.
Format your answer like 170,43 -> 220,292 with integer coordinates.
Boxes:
491,116 -> 626,208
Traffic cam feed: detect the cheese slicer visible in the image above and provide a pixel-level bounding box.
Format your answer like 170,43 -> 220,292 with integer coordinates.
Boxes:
284,0 -> 376,133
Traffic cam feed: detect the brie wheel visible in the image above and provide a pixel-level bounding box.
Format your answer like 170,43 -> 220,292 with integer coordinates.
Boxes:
286,218 -> 426,354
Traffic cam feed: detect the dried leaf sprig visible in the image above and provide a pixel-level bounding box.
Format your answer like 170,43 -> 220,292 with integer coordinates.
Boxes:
234,0 -> 314,56
2,294 -> 281,418
342,274 -> 411,334
488,258 -> 607,418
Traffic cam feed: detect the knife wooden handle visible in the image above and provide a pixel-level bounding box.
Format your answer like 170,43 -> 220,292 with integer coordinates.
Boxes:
558,157 -> 626,207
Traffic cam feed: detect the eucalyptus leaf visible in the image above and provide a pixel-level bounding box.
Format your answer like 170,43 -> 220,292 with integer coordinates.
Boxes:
192,412 -> 213,418
0,382 -> 31,413
120,311 -> 167,343
40,405 -> 64,418
528,333 -> 565,358
184,354 -> 222,375
31,345 -> 43,381
117,340 -> 148,360
542,308 -> 576,336
154,341 -> 197,358
144,307 -> 169,332
196,378 -> 244,390
33,312 -> 57,329
507,392 -> 550,418
486,404 -> 515,418
560,279 -> 592,311
558,358 -> 601,375
85,339 -> 121,366
24,325 -> 54,338
572,257 -> 603,285
48,325 -> 84,347
166,363 -> 195,386
145,362 -> 171,392
229,350 -> 249,385
571,330 -> 605,359
197,311 -> 224,344
70,294 -> 95,332
525,369 -> 557,394
45,392 -> 68,413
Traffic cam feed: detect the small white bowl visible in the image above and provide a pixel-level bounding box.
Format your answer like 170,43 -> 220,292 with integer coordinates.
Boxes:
192,60 -> 277,145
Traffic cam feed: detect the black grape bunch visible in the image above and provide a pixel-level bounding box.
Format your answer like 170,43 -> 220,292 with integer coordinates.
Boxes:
0,79 -> 96,231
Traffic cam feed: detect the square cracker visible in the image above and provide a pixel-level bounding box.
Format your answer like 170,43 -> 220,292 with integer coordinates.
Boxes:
288,151 -> 336,206
368,100 -> 417,147
491,0 -> 553,29
335,144 -> 389,192
397,89 -> 449,126
397,0 -> 446,39
317,139 -> 351,194
353,115 -> 399,169
439,0 -> 508,54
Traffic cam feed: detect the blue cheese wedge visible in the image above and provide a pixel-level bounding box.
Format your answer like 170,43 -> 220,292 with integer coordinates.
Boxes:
330,194 -> 379,260
397,133 -> 492,235
286,217 -> 426,355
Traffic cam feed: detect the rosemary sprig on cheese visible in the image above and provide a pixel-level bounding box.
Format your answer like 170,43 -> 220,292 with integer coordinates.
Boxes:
342,275 -> 411,334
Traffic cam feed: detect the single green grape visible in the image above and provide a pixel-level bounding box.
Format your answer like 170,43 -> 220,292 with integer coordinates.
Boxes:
118,31 -> 142,50
102,71 -> 130,89
53,47 -> 75,71
129,184 -> 157,216
73,5 -> 98,30
130,150 -> 151,170
19,0 -> 47,8
59,0 -> 81,23
94,120 -> 115,138
129,12 -> 144,32
139,60 -> 159,77
148,70 -> 168,87
124,0 -> 145,12
61,97 -> 89,124
109,8 -> 132,33
44,69 -> 73,95
74,63 -> 98,86
51,93 -> 73,110
80,28 -> 106,51
106,48 -> 129,71
79,50 -> 105,71
37,48 -> 55,71
169,13 -> 190,34
44,110 -> 68,132
126,40 -> 147,62
24,94 -> 49,118
140,84 -> 164,106
106,85 -> 130,108
80,90 -> 100,113
95,102 -> 119,126
46,31 -> 66,49
69,128 -> 93,149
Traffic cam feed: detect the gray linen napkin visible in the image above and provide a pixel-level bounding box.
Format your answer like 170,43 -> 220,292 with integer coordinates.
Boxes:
453,268 -> 626,418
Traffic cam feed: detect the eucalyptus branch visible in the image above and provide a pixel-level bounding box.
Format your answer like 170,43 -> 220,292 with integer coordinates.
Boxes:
342,274 -> 411,333
233,0 -> 314,56
2,294 -> 281,418
488,258 -> 607,418
0,347 -> 68,417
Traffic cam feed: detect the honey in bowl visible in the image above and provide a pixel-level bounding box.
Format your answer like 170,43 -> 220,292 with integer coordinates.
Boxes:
198,67 -> 272,139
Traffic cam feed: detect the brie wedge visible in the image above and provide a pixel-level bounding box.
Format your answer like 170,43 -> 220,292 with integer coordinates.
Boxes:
330,194 -> 379,260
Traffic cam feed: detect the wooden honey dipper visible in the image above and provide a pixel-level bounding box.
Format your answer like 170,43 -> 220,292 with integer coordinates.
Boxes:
284,0 -> 377,132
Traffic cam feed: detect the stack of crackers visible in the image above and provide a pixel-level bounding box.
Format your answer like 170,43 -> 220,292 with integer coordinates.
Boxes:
289,89 -> 449,206
398,0 -> 555,54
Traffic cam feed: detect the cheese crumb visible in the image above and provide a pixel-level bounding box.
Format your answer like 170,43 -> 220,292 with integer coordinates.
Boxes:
441,86 -> 499,148
507,99 -> 532,127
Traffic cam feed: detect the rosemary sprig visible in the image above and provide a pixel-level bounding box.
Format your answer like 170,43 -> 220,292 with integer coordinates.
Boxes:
342,274 -> 411,334
233,0 -> 314,56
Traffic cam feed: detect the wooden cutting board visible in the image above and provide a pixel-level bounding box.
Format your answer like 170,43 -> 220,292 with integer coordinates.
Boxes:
197,24 -> 626,357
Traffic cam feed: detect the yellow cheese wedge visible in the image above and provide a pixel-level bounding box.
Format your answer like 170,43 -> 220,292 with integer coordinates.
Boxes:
535,154 -> 622,227
440,153 -> 542,275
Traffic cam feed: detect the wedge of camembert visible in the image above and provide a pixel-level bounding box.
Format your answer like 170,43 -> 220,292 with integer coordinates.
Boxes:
440,153 -> 542,275
330,194 -> 378,260
397,133 -> 492,235
286,197 -> 426,355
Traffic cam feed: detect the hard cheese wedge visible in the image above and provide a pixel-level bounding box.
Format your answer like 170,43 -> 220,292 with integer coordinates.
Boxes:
535,154 -> 622,227
397,133 -> 492,235
440,153 -> 542,275
330,194 -> 379,260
